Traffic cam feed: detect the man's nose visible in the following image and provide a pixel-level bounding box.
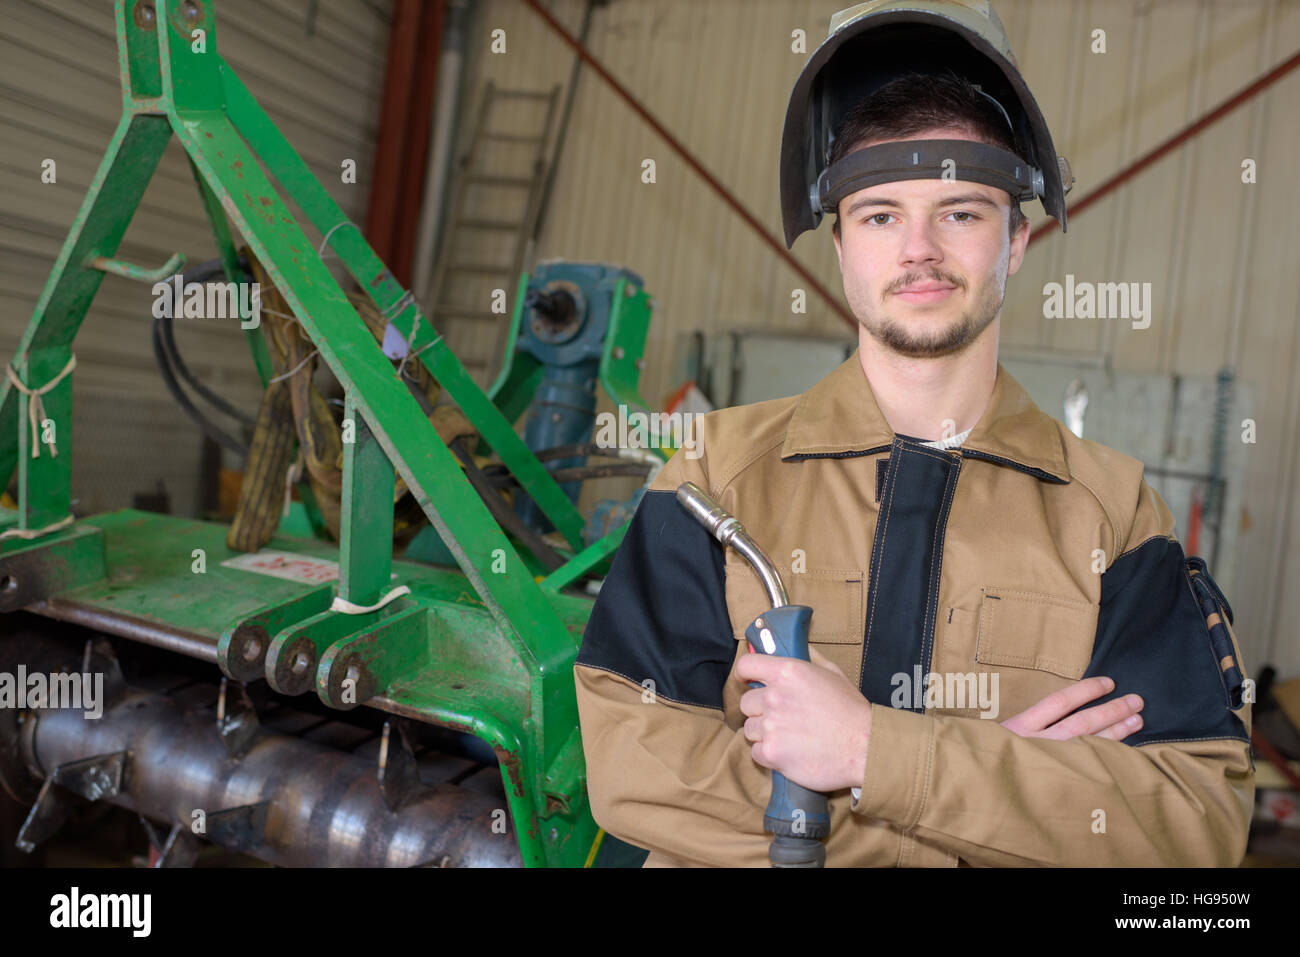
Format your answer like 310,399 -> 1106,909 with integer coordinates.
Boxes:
898,218 -> 943,267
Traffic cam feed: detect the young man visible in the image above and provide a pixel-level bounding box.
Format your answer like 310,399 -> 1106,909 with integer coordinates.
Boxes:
575,1 -> 1253,867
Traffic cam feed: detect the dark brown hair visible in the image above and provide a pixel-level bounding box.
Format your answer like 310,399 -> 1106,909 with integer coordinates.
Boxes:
830,70 -> 1028,239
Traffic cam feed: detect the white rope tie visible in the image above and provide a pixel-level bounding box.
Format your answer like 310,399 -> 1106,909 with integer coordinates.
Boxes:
396,330 -> 441,381
257,304 -> 313,341
329,584 -> 410,615
381,290 -> 416,323
0,513 -> 75,541
317,220 -> 360,261
5,354 -> 76,458
269,348 -> 319,384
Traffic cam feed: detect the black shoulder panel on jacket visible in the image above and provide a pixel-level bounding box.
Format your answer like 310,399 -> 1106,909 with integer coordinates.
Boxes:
1085,536 -> 1249,746
575,488 -> 735,710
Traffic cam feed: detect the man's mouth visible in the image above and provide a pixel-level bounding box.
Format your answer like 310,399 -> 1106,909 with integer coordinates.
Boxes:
895,282 -> 957,305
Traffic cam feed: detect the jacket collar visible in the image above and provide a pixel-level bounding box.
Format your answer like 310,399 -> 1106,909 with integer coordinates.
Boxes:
780,350 -> 1070,483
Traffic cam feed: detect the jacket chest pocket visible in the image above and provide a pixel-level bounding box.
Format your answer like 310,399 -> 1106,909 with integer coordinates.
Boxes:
723,558 -> 866,686
938,588 -> 1098,720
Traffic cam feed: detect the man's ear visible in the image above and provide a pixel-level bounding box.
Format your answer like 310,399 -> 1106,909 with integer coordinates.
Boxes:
832,224 -> 843,269
1007,216 -> 1031,277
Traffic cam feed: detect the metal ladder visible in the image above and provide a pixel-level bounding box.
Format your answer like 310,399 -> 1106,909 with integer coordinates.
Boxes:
427,80 -> 562,382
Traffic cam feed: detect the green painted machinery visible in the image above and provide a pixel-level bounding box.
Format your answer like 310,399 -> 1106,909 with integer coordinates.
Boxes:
0,0 -> 667,867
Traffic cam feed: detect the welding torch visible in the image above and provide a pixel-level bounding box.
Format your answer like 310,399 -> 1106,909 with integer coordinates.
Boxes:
676,481 -> 830,868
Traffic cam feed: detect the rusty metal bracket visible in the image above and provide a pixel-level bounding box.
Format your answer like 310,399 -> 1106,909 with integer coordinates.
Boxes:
140,816 -> 203,867
205,801 -> 269,854
216,583 -> 335,682
315,603 -> 428,710
377,718 -> 421,812
52,750 -> 126,801
15,778 -> 74,853
0,524 -> 106,612
262,590 -> 419,697
15,750 -> 127,852
215,677 -> 259,759
82,636 -> 128,713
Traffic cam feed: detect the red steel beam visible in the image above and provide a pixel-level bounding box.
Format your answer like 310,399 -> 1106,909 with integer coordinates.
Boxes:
365,0 -> 424,271
394,0 -> 447,284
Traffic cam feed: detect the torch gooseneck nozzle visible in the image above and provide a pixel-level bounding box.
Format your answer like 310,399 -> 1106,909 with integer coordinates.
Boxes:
675,482 -> 788,609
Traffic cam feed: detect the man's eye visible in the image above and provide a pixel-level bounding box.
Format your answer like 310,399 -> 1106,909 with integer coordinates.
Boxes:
950,211 -> 978,222
867,213 -> 892,226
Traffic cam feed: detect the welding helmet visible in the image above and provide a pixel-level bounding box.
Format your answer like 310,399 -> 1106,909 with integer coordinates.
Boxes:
780,0 -> 1074,247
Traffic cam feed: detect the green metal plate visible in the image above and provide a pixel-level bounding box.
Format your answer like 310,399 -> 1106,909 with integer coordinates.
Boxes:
5,508 -> 594,643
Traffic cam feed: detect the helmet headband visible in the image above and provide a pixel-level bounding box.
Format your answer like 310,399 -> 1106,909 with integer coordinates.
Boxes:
813,139 -> 1040,218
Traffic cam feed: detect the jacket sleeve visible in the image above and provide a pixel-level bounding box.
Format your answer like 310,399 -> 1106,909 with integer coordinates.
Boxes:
852,476 -> 1256,867
574,417 -> 781,866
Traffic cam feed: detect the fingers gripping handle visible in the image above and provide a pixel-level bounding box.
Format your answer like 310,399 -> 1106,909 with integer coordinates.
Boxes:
673,484 -> 828,866
746,604 -> 831,866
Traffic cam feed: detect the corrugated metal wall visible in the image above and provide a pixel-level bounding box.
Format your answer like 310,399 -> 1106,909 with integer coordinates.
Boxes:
0,0 -> 390,517
458,0 -> 1300,676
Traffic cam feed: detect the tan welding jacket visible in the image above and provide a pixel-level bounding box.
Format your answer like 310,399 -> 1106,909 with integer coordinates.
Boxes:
574,352 -> 1254,867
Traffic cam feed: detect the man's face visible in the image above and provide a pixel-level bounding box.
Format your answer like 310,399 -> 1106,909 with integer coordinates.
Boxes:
831,128 -> 1030,359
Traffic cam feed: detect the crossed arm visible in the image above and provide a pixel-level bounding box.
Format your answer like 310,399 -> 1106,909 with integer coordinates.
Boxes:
737,648 -> 1148,793
577,654 -> 1253,867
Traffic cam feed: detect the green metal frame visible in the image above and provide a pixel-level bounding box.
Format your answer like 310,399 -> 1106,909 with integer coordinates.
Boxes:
0,0 -> 671,867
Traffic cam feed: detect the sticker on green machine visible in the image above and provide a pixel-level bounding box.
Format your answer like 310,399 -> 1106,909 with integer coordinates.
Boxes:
220,548 -> 402,586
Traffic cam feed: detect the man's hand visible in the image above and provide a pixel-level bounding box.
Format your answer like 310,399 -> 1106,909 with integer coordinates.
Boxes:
735,649 -> 1146,794
1000,676 -> 1145,741
735,646 -> 869,793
